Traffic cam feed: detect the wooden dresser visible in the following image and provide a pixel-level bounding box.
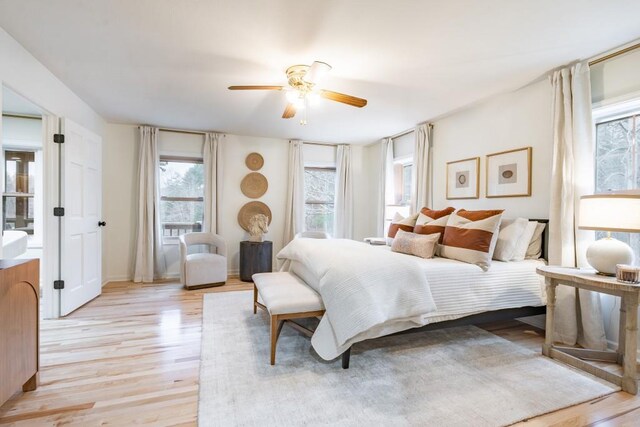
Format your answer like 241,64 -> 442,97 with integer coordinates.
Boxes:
0,259 -> 39,407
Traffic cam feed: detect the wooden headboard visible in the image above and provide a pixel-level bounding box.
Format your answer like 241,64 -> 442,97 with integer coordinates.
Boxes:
530,219 -> 549,261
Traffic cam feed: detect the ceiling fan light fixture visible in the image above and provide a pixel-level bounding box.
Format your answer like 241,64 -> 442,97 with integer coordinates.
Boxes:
285,88 -> 299,103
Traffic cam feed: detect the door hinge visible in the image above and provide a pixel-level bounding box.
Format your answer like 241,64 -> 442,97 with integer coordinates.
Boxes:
53,207 -> 65,217
53,280 -> 65,290
53,133 -> 65,143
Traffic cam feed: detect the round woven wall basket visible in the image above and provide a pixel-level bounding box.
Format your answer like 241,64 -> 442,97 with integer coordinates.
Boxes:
245,152 -> 264,171
238,201 -> 272,232
240,172 -> 268,199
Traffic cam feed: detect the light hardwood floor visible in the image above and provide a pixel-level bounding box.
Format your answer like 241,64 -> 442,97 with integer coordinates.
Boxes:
0,278 -> 638,426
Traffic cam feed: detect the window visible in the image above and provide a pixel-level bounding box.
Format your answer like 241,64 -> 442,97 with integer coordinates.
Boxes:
401,163 -> 413,205
3,150 -> 35,234
384,158 -> 413,233
594,108 -> 640,260
159,156 -> 204,242
304,167 -> 336,235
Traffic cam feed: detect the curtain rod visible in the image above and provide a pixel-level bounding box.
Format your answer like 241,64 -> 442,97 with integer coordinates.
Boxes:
387,123 -> 433,140
143,125 -> 225,136
2,113 -> 42,121
589,41 -> 640,66
303,141 -> 339,148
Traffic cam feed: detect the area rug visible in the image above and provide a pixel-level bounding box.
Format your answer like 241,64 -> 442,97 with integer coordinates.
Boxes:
198,291 -> 618,426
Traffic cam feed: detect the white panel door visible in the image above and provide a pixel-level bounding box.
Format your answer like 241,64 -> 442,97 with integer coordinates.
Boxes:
60,118 -> 103,316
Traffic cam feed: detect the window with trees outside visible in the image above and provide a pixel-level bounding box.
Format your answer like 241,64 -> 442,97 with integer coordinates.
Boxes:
594,109 -> 640,261
384,159 -> 413,233
159,156 -> 204,243
304,167 -> 336,235
3,150 -> 35,234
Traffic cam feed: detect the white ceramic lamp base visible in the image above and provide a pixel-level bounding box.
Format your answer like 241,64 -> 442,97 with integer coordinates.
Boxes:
586,237 -> 634,276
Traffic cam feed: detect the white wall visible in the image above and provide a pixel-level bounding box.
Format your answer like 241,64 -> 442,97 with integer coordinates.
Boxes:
102,124 -> 138,281
0,27 -> 104,135
103,125 -> 373,281
431,79 -> 553,219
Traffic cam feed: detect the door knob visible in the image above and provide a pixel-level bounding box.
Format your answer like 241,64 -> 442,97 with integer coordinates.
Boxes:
98,221 -> 107,227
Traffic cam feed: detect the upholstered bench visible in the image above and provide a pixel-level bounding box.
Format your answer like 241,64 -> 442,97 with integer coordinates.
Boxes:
252,272 -> 325,365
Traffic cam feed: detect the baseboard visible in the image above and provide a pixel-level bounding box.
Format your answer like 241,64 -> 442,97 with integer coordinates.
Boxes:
103,275 -> 132,284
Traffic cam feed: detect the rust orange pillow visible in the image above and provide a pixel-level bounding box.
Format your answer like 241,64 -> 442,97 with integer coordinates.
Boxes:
414,207 -> 455,242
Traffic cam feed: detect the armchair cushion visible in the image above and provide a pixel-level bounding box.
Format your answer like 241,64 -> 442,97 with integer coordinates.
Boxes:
184,253 -> 227,287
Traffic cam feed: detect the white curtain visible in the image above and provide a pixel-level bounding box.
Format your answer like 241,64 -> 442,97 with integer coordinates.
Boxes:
334,145 -> 354,239
133,126 -> 165,282
283,140 -> 305,245
203,132 -> 222,234
412,123 -> 432,213
377,138 -> 394,236
549,62 -> 607,350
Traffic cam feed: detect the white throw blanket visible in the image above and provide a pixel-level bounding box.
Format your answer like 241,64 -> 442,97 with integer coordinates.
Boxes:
277,239 -> 437,360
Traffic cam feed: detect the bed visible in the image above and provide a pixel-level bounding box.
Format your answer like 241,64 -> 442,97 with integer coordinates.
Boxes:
277,219 -> 548,367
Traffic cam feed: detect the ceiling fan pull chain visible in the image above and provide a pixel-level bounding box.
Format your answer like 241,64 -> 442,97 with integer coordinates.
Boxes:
300,97 -> 308,125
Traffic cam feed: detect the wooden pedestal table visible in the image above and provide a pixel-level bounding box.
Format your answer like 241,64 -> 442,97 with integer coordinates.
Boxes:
0,259 -> 40,407
537,266 -> 639,394
239,241 -> 273,282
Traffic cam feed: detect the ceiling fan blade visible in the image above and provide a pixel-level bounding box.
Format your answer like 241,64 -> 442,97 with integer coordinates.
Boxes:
282,103 -> 296,119
303,61 -> 332,84
228,85 -> 284,90
319,90 -> 367,108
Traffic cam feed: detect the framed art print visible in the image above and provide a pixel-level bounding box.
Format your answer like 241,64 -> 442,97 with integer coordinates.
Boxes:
486,147 -> 532,198
446,157 -> 479,200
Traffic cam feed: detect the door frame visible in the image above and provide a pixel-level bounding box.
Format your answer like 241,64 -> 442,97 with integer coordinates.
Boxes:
0,84 -> 58,318
42,113 -> 60,319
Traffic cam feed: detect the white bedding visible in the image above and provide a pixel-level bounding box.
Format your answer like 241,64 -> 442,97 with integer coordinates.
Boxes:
287,243 -> 546,347
277,239 -> 438,360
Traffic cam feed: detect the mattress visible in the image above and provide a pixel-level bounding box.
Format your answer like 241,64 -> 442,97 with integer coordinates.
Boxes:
289,253 -> 546,324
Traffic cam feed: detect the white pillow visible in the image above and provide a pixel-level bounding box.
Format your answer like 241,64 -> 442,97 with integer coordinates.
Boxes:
493,218 -> 529,262
511,221 -> 538,261
525,222 -> 546,259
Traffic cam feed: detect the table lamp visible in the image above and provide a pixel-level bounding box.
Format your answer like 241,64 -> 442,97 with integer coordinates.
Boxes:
579,192 -> 640,275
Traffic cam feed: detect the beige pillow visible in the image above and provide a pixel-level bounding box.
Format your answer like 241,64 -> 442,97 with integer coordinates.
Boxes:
525,222 -> 546,259
440,210 -> 503,271
387,212 -> 419,241
493,218 -> 529,262
391,229 -> 440,259
512,221 -> 537,261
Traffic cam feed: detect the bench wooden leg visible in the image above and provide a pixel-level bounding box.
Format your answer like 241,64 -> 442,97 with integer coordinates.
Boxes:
253,284 -> 258,314
270,315 -> 284,365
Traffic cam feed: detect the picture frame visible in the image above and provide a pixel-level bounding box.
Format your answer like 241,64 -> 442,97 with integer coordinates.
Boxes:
486,147 -> 532,198
446,157 -> 480,200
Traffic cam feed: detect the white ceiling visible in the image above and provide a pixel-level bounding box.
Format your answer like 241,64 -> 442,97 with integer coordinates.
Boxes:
0,1 -> 639,144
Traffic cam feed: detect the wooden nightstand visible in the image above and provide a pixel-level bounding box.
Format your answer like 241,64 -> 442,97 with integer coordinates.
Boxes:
537,266 -> 639,394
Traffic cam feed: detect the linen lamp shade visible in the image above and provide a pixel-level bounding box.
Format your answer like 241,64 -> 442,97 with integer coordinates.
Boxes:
579,193 -> 640,233
578,192 -> 640,275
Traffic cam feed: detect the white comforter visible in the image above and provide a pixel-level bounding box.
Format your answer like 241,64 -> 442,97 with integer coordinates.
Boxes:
277,239 -> 437,360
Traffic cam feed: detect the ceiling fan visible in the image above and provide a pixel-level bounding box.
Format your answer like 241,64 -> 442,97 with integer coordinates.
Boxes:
228,61 -> 367,123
